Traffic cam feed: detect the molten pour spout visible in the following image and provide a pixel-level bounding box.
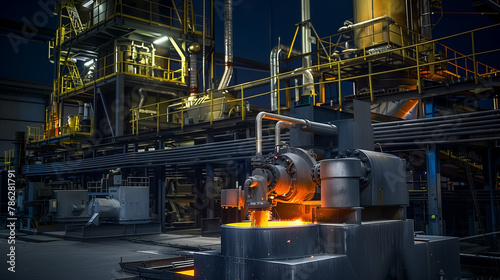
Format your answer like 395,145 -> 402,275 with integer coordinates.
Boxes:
250,210 -> 269,227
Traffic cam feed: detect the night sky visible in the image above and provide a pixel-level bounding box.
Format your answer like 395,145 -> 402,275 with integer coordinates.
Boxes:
0,0 -> 498,84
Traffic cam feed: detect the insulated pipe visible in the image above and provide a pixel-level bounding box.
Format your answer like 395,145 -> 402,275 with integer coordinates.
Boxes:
138,88 -> 177,107
83,103 -> 91,119
338,15 -> 395,32
256,111 -> 337,155
218,0 -> 233,90
270,45 -> 301,111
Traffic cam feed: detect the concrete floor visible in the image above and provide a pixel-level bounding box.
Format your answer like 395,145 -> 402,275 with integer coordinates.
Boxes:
0,228 -> 221,280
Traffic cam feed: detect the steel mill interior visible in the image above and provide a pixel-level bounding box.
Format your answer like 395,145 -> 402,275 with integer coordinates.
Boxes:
1,0 -> 500,279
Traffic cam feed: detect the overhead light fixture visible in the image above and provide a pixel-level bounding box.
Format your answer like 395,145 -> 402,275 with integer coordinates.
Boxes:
82,0 -> 94,8
84,59 -> 95,67
153,36 -> 169,45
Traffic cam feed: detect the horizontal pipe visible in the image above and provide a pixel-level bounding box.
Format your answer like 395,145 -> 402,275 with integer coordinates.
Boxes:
374,116 -> 500,135
373,109 -> 500,128
23,135 -> 286,175
338,16 -> 395,32
375,127 -> 500,142
378,136 -> 500,147
256,111 -> 337,155
374,123 -> 500,139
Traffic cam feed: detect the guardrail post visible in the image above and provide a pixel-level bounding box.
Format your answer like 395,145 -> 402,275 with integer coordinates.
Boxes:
416,45 -> 422,94
240,85 -> 245,120
157,103 -> 160,133
210,91 -> 213,124
337,62 -> 341,106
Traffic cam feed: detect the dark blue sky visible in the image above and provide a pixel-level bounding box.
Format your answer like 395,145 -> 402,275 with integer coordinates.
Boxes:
0,0 -> 498,84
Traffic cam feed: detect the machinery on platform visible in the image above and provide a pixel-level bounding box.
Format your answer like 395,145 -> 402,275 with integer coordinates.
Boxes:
191,112 -> 461,280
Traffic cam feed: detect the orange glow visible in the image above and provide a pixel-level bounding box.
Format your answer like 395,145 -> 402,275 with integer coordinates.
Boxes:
227,220 -> 312,227
250,210 -> 269,227
176,269 -> 195,276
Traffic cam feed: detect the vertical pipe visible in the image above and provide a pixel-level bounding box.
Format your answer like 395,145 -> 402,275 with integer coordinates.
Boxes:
270,45 -> 301,111
301,0 -> 311,68
217,0 -> 233,90
301,0 -> 314,96
202,0 -> 206,91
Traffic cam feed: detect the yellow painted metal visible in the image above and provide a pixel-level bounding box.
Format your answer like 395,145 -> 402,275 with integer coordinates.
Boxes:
353,0 -> 407,48
169,37 -> 187,84
128,24 -> 500,134
277,76 -> 281,114
65,2 -> 85,36
288,25 -> 300,59
4,149 -> 14,166
369,73 -> 374,101
210,91 -> 213,125
240,85 -> 245,120
337,62 -> 341,106
416,45 -> 421,94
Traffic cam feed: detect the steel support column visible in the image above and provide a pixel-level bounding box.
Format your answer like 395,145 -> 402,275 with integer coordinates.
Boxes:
425,98 -> 442,235
115,74 -> 124,137
426,143 -> 442,235
205,163 -> 215,219
488,147 -> 497,232
158,166 -> 166,232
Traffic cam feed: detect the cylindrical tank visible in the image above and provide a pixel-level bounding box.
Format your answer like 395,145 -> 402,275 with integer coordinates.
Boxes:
353,0 -> 407,48
320,158 -> 362,208
88,198 -> 120,219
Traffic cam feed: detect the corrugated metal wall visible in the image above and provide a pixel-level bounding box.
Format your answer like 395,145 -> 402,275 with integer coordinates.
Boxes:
0,79 -> 49,152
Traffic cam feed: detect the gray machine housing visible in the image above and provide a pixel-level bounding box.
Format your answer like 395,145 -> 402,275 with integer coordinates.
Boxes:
88,186 -> 150,224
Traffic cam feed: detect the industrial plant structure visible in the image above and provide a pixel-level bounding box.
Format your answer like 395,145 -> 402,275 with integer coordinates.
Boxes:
1,0 -> 500,278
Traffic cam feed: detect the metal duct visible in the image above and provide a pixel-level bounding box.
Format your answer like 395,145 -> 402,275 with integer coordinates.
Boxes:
137,88 -> 177,108
419,0 -> 432,38
270,45 -> 301,111
218,0 -> 233,90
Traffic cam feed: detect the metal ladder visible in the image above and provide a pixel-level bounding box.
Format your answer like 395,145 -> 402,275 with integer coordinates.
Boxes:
63,58 -> 84,88
459,145 -> 486,234
66,3 -> 85,35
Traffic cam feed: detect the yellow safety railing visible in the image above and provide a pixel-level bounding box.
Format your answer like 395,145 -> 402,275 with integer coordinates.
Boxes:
130,24 -> 500,134
27,116 -> 94,145
4,149 -> 14,166
58,50 -> 185,97
52,0 -> 209,49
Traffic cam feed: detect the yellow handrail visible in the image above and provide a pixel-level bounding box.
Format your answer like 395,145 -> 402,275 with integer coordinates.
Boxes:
130,24 -> 500,134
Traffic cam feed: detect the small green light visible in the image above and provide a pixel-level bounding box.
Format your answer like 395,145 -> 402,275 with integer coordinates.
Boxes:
431,215 -> 436,219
